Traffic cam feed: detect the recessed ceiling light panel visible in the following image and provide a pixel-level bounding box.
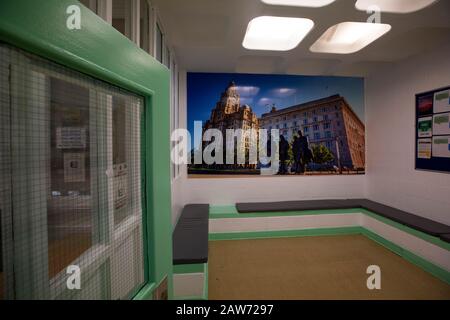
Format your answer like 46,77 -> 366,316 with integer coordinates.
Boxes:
355,0 -> 439,14
243,16 -> 314,51
261,0 -> 336,7
310,22 -> 391,54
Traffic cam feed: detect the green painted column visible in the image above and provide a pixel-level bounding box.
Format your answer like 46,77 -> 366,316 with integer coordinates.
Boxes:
0,0 -> 173,299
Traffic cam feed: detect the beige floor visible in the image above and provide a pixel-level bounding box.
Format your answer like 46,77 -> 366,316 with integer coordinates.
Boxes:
208,235 -> 450,300
48,233 -> 91,278
0,234 -> 91,300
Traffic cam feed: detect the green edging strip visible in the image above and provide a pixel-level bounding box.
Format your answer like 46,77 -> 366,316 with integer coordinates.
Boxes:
209,205 -> 450,251
209,227 -> 363,241
173,263 -> 208,301
361,228 -> 450,285
209,205 -> 239,215
133,282 -> 156,300
360,209 -> 450,251
174,263 -> 205,274
203,263 -> 209,300
210,207 -> 362,219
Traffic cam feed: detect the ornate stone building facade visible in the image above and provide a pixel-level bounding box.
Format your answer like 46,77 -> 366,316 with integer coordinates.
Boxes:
203,82 -> 260,168
259,95 -> 365,170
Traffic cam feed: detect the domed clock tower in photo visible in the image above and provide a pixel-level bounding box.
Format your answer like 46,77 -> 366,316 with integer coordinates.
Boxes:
203,82 -> 260,169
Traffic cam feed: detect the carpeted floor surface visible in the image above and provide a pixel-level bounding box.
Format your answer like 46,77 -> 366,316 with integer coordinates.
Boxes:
208,235 -> 450,300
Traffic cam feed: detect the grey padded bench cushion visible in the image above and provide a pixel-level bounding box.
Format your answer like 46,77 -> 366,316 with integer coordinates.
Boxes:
236,199 -> 450,240
173,204 -> 209,265
236,199 -> 363,213
356,199 -> 450,237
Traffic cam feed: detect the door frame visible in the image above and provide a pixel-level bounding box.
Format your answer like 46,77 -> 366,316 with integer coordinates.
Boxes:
0,0 -> 172,300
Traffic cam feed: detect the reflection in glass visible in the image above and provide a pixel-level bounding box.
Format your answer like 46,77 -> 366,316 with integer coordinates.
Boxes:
48,78 -> 93,278
1,43 -> 145,299
113,97 -> 130,226
112,0 -> 130,37
156,24 -> 163,63
140,0 -> 150,52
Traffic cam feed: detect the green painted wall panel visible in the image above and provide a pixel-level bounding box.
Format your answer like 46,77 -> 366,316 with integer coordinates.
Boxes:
174,264 -> 206,274
0,0 -> 173,299
361,228 -> 450,284
210,207 -> 363,219
209,227 -> 363,241
210,205 -> 450,251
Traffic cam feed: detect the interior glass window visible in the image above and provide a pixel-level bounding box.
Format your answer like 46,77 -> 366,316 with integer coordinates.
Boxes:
113,96 -> 130,226
112,0 -> 130,38
156,24 -> 163,63
79,0 -> 97,13
0,43 -> 145,300
140,0 -> 150,52
48,78 -> 93,278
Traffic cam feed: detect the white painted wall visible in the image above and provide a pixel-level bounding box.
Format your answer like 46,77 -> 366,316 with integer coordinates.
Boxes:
366,43 -> 450,225
171,175 -> 186,226
173,44 -> 450,226
186,175 -> 366,205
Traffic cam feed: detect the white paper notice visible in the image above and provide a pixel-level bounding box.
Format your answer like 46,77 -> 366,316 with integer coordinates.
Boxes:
434,89 -> 450,114
113,163 -> 128,210
64,153 -> 86,182
432,136 -> 450,158
433,112 -> 450,136
57,127 -> 87,149
418,139 -> 432,159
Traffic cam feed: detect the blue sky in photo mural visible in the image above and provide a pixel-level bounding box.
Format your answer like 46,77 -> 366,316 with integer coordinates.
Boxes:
187,72 -> 365,147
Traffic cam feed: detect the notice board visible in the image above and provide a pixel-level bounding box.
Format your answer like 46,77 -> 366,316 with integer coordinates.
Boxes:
416,86 -> 450,173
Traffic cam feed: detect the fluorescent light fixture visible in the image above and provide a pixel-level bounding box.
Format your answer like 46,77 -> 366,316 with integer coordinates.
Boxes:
261,0 -> 336,7
355,0 -> 439,14
243,16 -> 314,51
310,22 -> 391,54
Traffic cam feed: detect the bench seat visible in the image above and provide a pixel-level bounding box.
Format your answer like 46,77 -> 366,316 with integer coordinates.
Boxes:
440,234 -> 450,243
173,204 -> 209,265
236,199 -> 450,242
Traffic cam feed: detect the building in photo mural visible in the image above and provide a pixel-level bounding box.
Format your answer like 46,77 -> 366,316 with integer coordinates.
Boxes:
188,73 -> 365,176
201,82 -> 260,170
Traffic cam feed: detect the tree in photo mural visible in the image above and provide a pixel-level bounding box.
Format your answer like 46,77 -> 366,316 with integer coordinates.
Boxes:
311,144 -> 335,165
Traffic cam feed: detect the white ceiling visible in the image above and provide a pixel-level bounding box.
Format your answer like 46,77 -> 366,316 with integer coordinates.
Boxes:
153,0 -> 450,77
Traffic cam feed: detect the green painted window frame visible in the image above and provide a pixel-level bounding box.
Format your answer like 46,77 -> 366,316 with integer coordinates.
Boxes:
0,0 -> 172,299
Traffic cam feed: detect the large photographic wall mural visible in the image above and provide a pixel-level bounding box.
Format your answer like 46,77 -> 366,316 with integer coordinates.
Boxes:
187,72 -> 365,177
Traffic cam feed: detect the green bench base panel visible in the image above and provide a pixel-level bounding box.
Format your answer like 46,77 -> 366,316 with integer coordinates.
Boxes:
173,263 -> 208,300
210,206 -> 450,251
